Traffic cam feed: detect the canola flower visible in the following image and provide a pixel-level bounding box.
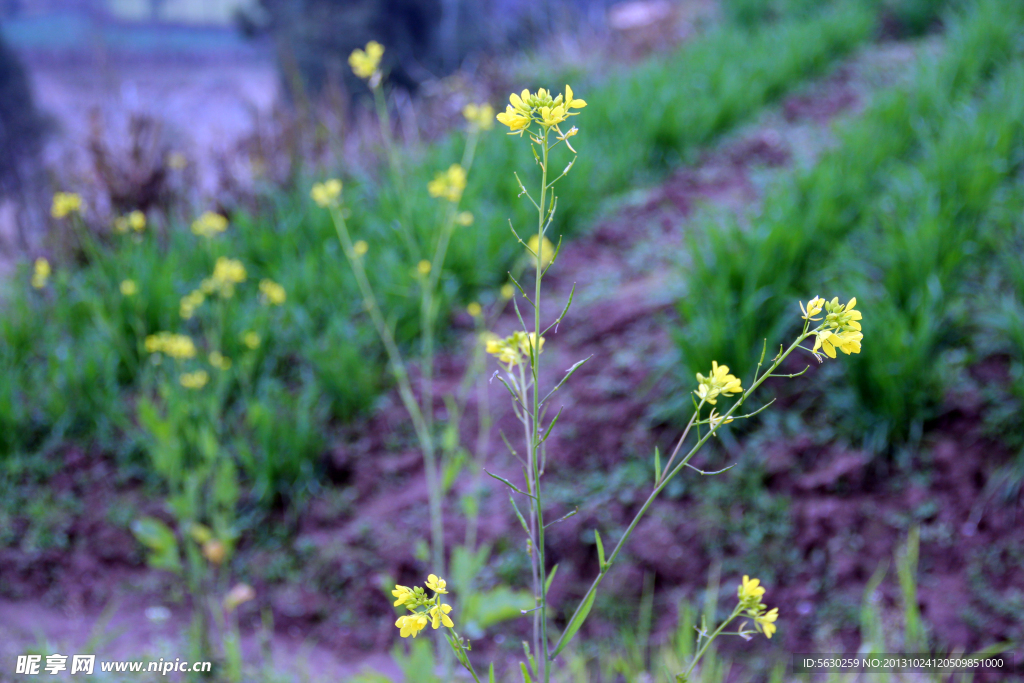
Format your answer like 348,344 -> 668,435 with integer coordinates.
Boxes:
417,260 -> 432,277
811,296 -> 863,359
486,331 -> 545,367
145,332 -> 197,360
31,258 -> 50,289
180,290 -> 205,320
427,164 -> 467,203
695,361 -> 742,405
311,179 -> 342,208
120,279 -> 138,297
349,41 -> 384,81
462,102 -> 495,131
242,331 -> 261,350
259,279 -> 286,306
180,370 -> 209,390
191,212 -> 228,238
115,210 -> 146,234
526,235 -> 555,270
467,302 -> 482,318
209,351 -> 232,371
736,576 -> 778,639
496,85 -> 586,138
51,192 -> 83,219
353,240 -> 368,257
201,257 -> 247,298
500,283 -> 515,300
455,211 -> 474,227
392,575 -> 455,639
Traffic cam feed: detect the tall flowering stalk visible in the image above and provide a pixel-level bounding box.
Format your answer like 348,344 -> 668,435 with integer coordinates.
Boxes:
473,83 -> 866,682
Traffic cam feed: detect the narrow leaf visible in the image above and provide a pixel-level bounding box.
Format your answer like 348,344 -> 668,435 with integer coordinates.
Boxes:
540,406 -> 564,443
508,494 -> 531,536
550,589 -> 596,660
595,529 -> 606,569
545,564 -> 560,595
484,469 -> 534,499
489,664 -> 496,683
544,506 -> 579,529
654,446 -> 661,485
520,662 -> 533,683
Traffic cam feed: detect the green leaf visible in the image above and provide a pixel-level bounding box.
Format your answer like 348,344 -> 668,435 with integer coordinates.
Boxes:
654,446 -> 661,485
130,517 -> 181,574
595,529 -> 606,569
545,564 -> 559,595
520,662 -> 533,683
550,589 -> 596,660
488,663 -> 496,683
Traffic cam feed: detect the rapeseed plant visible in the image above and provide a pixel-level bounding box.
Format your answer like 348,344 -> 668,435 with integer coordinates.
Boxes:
31,257 -> 50,289
50,192 -> 83,219
429,82 -> 868,683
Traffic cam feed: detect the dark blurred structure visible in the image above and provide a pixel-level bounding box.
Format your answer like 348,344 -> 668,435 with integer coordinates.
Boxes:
0,28 -> 48,250
245,0 -> 619,96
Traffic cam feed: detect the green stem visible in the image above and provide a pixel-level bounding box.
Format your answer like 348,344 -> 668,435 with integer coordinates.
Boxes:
683,607 -> 741,680
547,330 -> 814,661
534,130 -> 551,683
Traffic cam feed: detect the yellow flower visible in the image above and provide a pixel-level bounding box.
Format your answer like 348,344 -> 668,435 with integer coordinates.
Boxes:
500,283 -> 515,300
813,329 -> 863,359
755,607 -> 778,639
463,103 -> 494,131
526,235 -> 555,269
145,332 -> 197,360
427,164 -> 467,203
496,85 -> 586,135
223,583 -> 255,612
202,257 -> 247,298
209,351 -> 232,370
456,211 -> 474,226
259,279 -> 286,306
486,331 -> 545,367
738,575 -> 766,608
417,260 -> 432,277
167,152 -> 188,170
51,192 -> 83,219
429,603 -> 454,629
201,538 -> 224,563
180,369 -> 209,389
392,585 -> 414,607
31,257 -> 50,289
707,409 -> 733,435
695,361 -> 743,405
353,240 -> 368,257
311,179 -> 343,207
467,302 -> 482,317
395,613 -> 428,639
517,332 -> 544,358
120,279 -> 138,296
823,296 -> 862,333
425,574 -> 448,594
349,40 -> 384,80
242,331 -> 261,350
800,296 -> 825,321
496,105 -> 531,134
128,210 -> 146,232
180,290 -> 205,319
191,211 -> 228,238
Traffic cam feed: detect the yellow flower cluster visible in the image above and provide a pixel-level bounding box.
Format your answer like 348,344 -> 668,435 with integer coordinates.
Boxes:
180,290 -> 205,319
738,575 -> 779,639
191,212 -> 228,238
209,351 -> 232,370
114,210 -> 146,234
427,164 -> 467,203
526,235 -> 555,270
496,85 -> 586,136
695,361 -> 743,405
259,279 -> 286,306
392,574 -> 454,639
462,102 -> 495,131
51,192 -> 84,219
31,258 -> 50,289
242,331 -> 261,350
145,332 -> 197,360
485,331 -> 545,367
179,370 -> 209,390
201,257 -> 247,299
311,179 -> 342,207
349,41 -> 384,81
120,279 -> 138,297
805,296 -> 863,359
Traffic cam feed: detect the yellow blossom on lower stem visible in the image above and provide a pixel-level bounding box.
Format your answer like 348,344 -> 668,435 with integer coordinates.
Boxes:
755,607 -> 778,639
395,613 -> 428,638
